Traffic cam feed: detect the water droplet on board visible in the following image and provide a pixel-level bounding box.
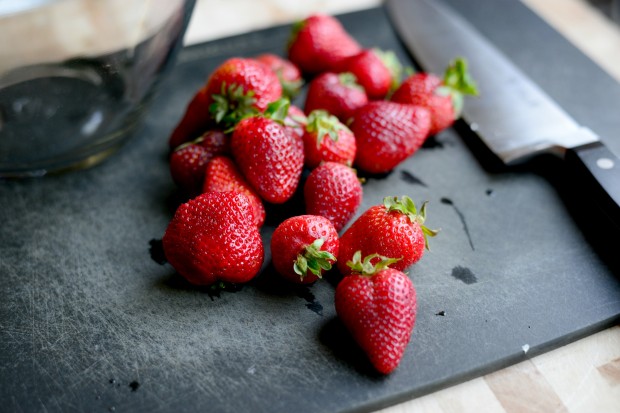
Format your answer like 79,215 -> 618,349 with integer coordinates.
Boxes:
400,170 -> 427,187
296,286 -> 323,316
451,266 -> 478,285
441,197 -> 475,251
129,381 -> 140,392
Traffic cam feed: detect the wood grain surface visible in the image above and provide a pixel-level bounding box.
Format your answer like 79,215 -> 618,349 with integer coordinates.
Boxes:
182,1 -> 620,412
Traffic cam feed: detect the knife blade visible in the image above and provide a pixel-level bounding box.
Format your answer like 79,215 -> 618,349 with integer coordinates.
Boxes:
386,0 -> 620,226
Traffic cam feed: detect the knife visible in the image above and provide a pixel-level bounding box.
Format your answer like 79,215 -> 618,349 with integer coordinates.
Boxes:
386,0 -> 620,226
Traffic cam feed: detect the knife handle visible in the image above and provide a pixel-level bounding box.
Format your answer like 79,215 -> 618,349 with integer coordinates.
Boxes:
565,141 -> 620,228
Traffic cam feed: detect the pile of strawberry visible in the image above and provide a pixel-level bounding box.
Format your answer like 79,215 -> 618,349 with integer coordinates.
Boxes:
161,13 -> 477,375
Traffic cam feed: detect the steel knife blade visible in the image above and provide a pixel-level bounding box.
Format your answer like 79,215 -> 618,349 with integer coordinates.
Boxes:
386,0 -> 620,226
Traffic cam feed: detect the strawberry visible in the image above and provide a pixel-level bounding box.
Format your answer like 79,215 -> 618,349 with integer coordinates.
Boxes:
304,162 -> 362,232
351,101 -> 430,174
162,191 -> 264,286
169,58 -> 282,146
270,215 -> 339,284
341,48 -> 402,100
287,14 -> 361,75
335,251 -> 417,374
169,143 -> 211,195
169,130 -> 230,195
302,110 -> 356,169
337,196 -> 438,275
202,156 -> 266,228
255,53 -> 303,99
304,72 -> 368,124
391,57 -> 478,135
197,129 -> 230,156
168,89 -> 213,149
231,99 -> 304,204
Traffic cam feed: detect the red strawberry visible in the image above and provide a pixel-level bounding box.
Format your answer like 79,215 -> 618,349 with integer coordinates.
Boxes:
270,215 -> 339,284
287,14 -> 361,75
197,130 -> 230,156
168,89 -> 212,149
304,162 -> 362,232
337,196 -> 438,275
162,191 -> 264,286
202,156 -> 266,228
231,100 -> 304,204
341,48 -> 402,100
391,57 -> 478,135
169,143 -> 211,195
335,252 -> 417,374
304,72 -> 368,124
302,110 -> 356,169
169,58 -> 282,147
255,53 -> 303,99
351,101 -> 430,174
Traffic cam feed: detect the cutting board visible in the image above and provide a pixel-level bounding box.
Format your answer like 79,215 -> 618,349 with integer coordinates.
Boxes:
2,2 -> 620,412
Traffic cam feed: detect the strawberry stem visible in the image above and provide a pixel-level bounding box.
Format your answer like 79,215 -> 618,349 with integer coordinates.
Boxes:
346,251 -> 401,276
383,196 -> 439,250
293,238 -> 337,280
305,110 -> 350,147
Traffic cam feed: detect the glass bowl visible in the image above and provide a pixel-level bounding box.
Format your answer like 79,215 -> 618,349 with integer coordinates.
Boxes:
0,0 -> 196,177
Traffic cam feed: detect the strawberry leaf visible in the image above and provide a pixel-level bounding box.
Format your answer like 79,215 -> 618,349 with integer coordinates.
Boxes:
275,68 -> 304,99
209,82 -> 260,129
373,48 -> 404,93
263,98 -> 290,124
294,238 -> 336,280
347,251 -> 401,276
441,57 -> 479,117
443,57 -> 478,96
338,72 -> 365,92
305,110 -> 350,147
287,19 -> 307,51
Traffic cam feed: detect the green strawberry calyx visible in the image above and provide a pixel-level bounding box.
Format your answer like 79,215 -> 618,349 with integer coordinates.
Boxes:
293,238 -> 337,280
262,97 -> 291,124
305,109 -> 351,147
373,48 -> 404,93
383,196 -> 439,250
209,82 -> 260,129
287,19 -> 307,51
275,69 -> 304,100
437,57 -> 479,117
346,251 -> 401,276
338,72 -> 365,92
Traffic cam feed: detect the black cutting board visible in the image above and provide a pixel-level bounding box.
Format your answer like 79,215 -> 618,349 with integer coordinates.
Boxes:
2,2 -> 620,412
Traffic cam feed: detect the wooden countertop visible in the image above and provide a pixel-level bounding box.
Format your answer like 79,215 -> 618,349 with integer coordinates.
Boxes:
184,1 -> 620,412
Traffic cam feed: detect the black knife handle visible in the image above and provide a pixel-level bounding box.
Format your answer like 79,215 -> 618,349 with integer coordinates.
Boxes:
565,141 -> 620,228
